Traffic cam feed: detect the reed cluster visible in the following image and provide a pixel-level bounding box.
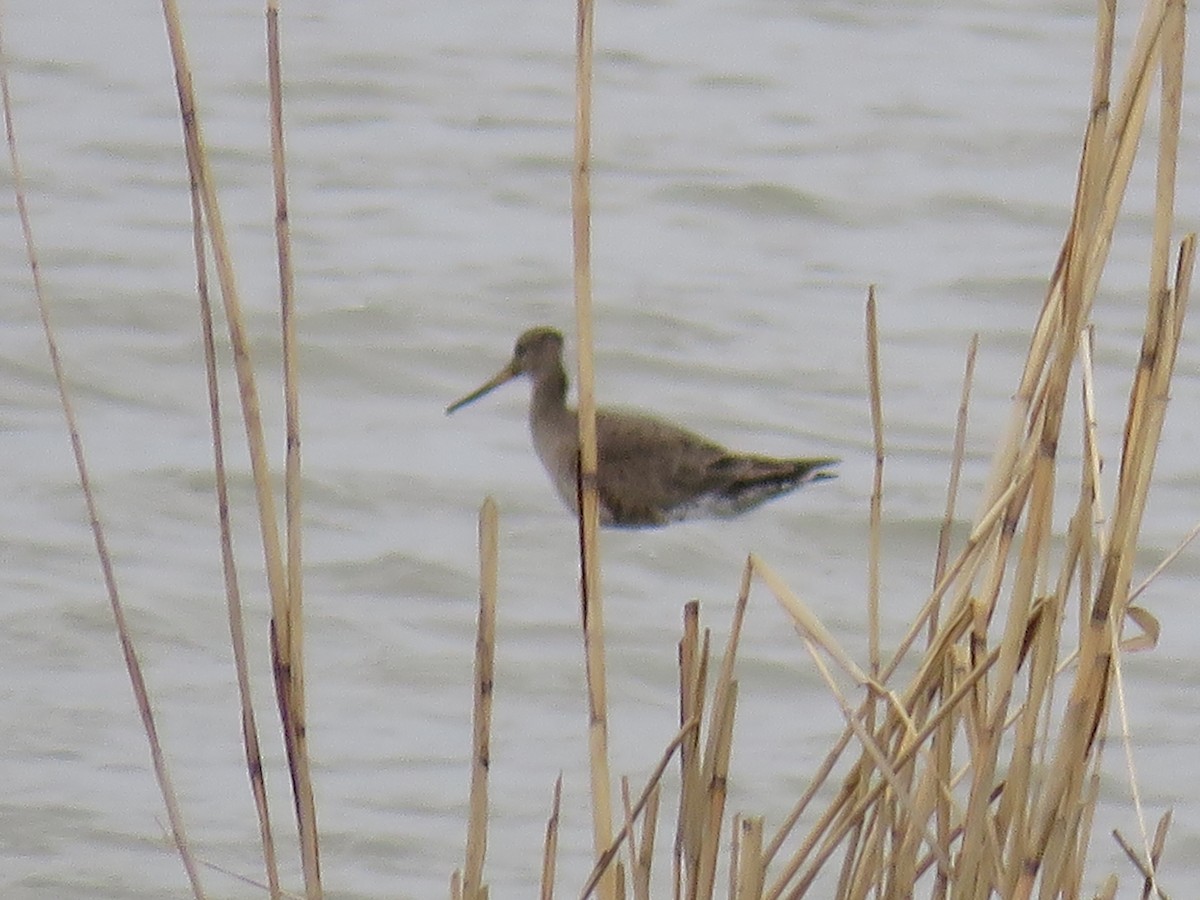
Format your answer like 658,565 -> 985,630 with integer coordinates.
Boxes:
455,0 -> 1194,897
5,1 -> 312,897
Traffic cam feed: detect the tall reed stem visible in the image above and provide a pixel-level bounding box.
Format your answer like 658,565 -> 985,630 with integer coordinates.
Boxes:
0,19 -> 206,899
265,3 -> 321,895
571,0 -> 616,897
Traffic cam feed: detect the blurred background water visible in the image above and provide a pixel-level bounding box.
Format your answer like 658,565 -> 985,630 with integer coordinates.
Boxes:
2,0 -> 1199,896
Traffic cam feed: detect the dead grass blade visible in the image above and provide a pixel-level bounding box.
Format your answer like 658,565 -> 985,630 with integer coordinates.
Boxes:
932,335 -> 978,616
753,555 -> 872,687
462,499 -> 499,900
569,1 -> 616,895
581,718 -> 700,900
263,3 -> 320,894
185,77 -> 282,900
541,775 -> 564,900
865,287 -> 884,678
735,818 -> 765,900
0,16 -> 206,899
622,776 -> 660,900
676,600 -> 709,899
158,3 -> 318,894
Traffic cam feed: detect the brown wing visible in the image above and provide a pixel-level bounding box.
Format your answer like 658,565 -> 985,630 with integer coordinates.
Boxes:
594,409 -> 728,527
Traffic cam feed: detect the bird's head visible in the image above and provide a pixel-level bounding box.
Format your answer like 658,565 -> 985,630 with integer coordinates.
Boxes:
446,326 -> 565,414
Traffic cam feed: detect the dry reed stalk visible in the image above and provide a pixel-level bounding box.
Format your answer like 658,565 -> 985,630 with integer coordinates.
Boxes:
1114,825 -> 1171,900
541,775 -> 564,900
681,563 -> 752,900
158,0 -> 289,680
461,498 -> 499,900
577,596 -> 732,900
675,599 -> 708,897
867,450 -> 1036,692
637,783 -> 662,900
1096,875 -> 1120,900
0,20 -> 206,899
751,1 -> 1192,895
865,287 -> 884,679
930,336 -> 978,899
161,1 -> 323,894
691,684 -> 737,900
1130,520 -> 1200,605
620,777 -> 638,891
185,91 -> 282,900
569,0 -> 617,895
581,718 -> 701,899
620,776 -> 656,900
156,1 -> 326,892
1017,10 -> 1166,892
619,774 -> 661,900
728,814 -> 741,899
859,294 -> 889,898
264,3 -> 320,895
1079,326 -> 1107,612
173,844 -> 303,899
1110,654 -> 1154,893
790,619 -> 954,891
762,724 -> 849,872
760,589 -> 982,880
1142,809 -> 1172,899
754,557 -> 871,687
735,818 -> 765,900
1029,14 -> 1188,894
759,590 -> 1002,897
932,335 -> 978,607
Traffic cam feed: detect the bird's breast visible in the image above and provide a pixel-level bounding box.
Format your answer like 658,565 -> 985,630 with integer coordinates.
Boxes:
529,412 -> 580,512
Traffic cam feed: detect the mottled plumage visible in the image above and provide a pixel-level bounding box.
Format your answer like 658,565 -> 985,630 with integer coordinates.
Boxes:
447,327 -> 837,528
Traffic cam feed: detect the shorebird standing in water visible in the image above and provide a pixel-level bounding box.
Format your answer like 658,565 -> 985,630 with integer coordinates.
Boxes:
446,327 -> 838,528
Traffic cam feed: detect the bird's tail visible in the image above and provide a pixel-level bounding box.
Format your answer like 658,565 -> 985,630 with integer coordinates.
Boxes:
711,455 -> 839,517
789,456 -> 840,484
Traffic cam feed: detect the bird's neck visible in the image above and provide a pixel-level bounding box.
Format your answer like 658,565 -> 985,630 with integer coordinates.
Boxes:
529,362 -> 571,424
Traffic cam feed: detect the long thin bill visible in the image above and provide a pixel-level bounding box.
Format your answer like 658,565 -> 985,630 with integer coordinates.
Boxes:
445,365 -> 518,414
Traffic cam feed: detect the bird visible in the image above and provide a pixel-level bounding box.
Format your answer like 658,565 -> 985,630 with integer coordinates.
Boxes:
446,326 -> 838,528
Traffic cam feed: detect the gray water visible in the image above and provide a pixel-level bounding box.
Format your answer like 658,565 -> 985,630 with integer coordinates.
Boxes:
3,0 -> 1200,896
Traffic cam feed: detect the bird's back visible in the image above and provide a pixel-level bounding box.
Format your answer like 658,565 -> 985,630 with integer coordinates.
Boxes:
594,407 -> 729,526
593,407 -> 836,526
